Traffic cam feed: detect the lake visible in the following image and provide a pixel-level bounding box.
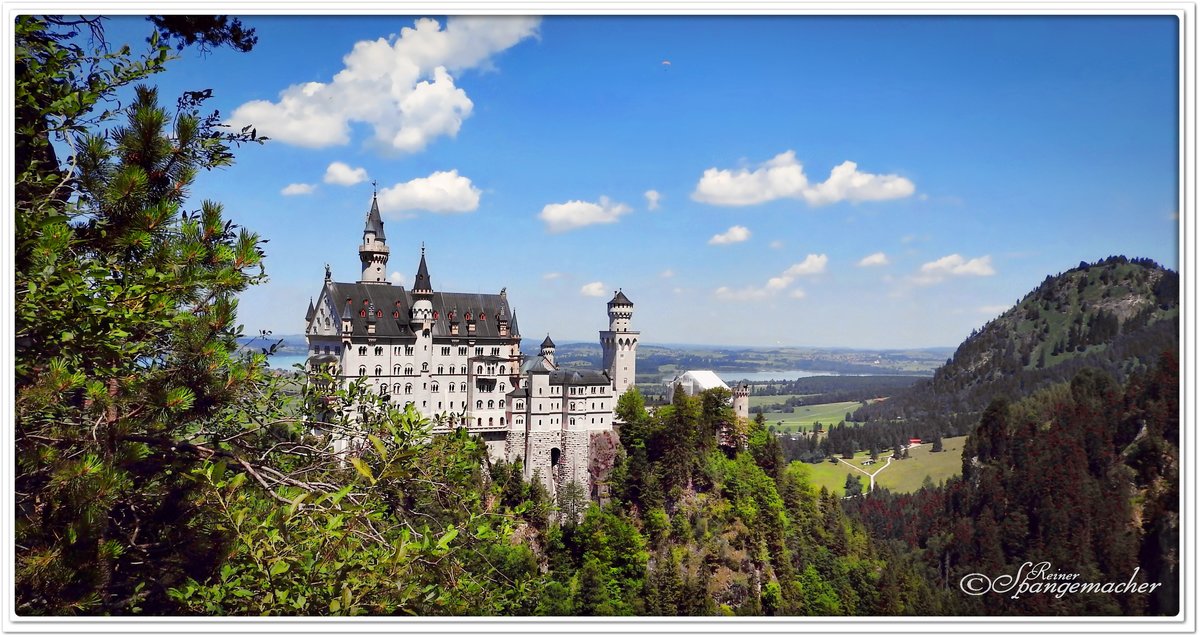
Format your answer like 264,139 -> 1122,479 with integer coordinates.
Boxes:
266,353 -> 309,370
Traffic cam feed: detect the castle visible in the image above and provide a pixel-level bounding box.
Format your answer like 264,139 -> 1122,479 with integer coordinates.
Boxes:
303,196 -> 638,496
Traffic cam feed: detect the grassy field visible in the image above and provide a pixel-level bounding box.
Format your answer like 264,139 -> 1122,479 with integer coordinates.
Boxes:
747,393 -> 821,409
793,436 -> 967,497
760,400 -> 885,433
800,447 -> 887,495
874,436 -> 966,493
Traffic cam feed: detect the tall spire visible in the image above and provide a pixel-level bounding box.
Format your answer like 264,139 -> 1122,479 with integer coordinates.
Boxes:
364,194 -> 385,242
412,247 -> 432,294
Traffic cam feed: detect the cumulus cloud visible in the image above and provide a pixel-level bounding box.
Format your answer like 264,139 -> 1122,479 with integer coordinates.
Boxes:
376,170 -> 480,215
580,281 -> 606,297
539,196 -> 631,233
691,150 -> 915,207
858,252 -> 890,267
542,272 -> 564,281
324,162 -> 369,186
712,254 -> 826,301
708,225 -> 751,245
228,17 -> 540,153
281,183 -> 316,196
912,254 -> 996,285
389,271 -> 404,284
782,254 -> 828,277
644,189 -> 661,210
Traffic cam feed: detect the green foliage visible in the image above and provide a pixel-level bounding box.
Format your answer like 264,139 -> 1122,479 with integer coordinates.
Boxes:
14,16 -> 267,615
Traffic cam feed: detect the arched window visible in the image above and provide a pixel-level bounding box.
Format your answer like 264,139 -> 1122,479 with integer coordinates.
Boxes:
393,365 -> 401,375
374,366 -> 382,376
570,418 -> 575,426
460,366 -> 467,375
437,366 -> 444,375
476,418 -> 481,427
449,384 -> 456,393
500,417 -> 505,426
374,346 -> 383,356
460,383 -> 466,393
405,366 -> 413,376
499,383 -> 505,392
476,400 -> 483,409
500,365 -> 506,374
358,346 -> 367,356
488,400 -> 494,409
358,366 -> 366,377
421,362 -> 428,372
405,383 -> 413,395
380,384 -> 389,395
394,383 -> 402,395
431,383 -> 439,393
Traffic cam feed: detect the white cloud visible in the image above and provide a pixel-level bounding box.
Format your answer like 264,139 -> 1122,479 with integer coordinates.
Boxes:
542,272 -> 564,281
912,254 -> 996,285
539,196 -> 631,233
691,150 -> 915,207
782,254 -> 828,277
660,269 -> 675,278
644,189 -> 661,210
769,240 -> 784,250
376,170 -> 481,215
324,162 -> 369,186
714,285 -> 771,301
708,225 -> 751,245
389,271 -> 404,284
281,183 -> 316,196
580,281 -> 606,297
712,254 -> 826,301
857,252 -> 890,267
228,17 -> 540,153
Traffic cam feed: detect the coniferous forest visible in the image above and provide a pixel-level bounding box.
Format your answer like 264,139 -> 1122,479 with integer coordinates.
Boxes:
13,16 -> 1181,617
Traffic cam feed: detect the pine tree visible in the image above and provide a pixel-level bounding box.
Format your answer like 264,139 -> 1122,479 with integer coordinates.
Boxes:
14,17 -> 266,614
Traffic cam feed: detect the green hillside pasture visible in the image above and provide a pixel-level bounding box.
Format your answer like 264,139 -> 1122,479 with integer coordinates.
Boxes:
799,447 -> 886,496
748,393 -> 821,409
874,436 -> 967,493
794,436 -> 966,497
763,400 -> 877,433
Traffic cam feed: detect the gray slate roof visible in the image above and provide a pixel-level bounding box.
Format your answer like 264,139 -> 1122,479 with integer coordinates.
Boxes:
549,369 -> 612,386
609,289 -> 632,306
328,281 -> 513,341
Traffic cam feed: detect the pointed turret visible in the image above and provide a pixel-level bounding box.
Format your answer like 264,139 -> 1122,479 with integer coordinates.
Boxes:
305,298 -> 316,322
412,244 -> 432,295
409,245 -> 434,327
359,194 -> 390,284
364,196 -> 385,241
539,334 -> 556,366
509,310 -> 521,339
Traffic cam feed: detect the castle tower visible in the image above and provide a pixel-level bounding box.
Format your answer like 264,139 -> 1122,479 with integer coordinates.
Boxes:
732,383 -> 750,421
359,194 -> 390,284
600,289 -> 638,397
409,246 -> 434,328
539,334 -> 556,366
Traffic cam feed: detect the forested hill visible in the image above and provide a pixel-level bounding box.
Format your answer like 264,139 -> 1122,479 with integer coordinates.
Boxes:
854,256 -> 1178,429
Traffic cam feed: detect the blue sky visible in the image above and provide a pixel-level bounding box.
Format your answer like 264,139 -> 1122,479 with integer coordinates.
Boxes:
101,15 -> 1179,348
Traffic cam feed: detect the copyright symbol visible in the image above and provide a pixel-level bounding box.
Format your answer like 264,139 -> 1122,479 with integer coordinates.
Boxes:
960,572 -> 992,596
